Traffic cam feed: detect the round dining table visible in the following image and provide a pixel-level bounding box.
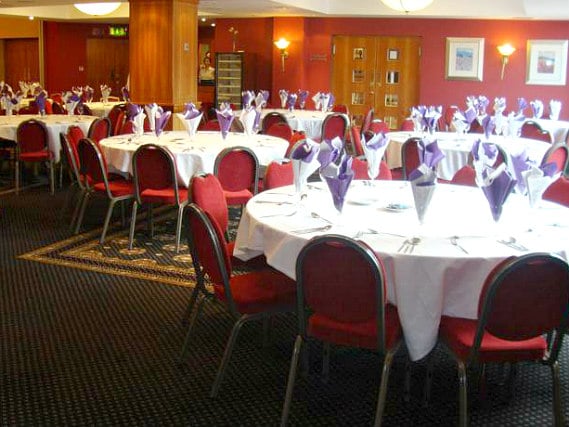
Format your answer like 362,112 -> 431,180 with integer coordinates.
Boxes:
233,180 -> 569,361
84,101 -> 123,117
99,130 -> 289,187
0,114 -> 96,163
238,108 -> 333,139
385,131 -> 551,181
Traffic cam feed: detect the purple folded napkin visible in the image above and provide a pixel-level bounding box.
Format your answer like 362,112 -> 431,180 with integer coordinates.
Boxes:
154,107 -> 171,137
480,164 -> 516,222
177,103 -> 202,139
215,103 -> 234,139
121,86 -> 130,102
452,107 -> 476,134
298,90 -> 309,109
291,138 -> 321,193
182,102 -> 201,120
477,96 -> 489,116
328,93 -> 335,110
418,138 -> 444,170
127,103 -> 145,136
411,105 -> 442,134
493,97 -> 506,114
286,93 -> 298,111
481,115 -> 496,139
361,131 -> 388,179
317,137 -> 343,170
319,93 -> 332,112
510,149 -> 531,195
530,99 -> 544,119
242,90 -> 254,108
254,90 -> 269,109
279,90 -> 288,109
321,153 -> 354,213
471,139 -> 499,170
35,90 -> 47,116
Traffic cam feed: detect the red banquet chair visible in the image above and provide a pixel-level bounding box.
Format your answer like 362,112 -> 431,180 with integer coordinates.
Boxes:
15,119 -> 55,195
200,119 -> 220,131
179,204 -> 296,397
263,160 -> 294,190
543,176 -> 569,207
369,119 -> 390,134
60,131 -> 87,229
520,120 -> 552,143
320,113 -> 349,142
280,235 -> 402,426
400,118 -> 415,131
266,122 -> 293,142
349,125 -> 364,156
390,136 -> 421,181
76,138 -> 134,243
450,165 -> 476,187
213,146 -> 259,206
107,103 -> 127,136
128,144 -> 189,253
541,142 -> 569,175
352,157 -> 392,181
261,111 -> 287,134
437,253 -> 569,427
87,117 -> 112,144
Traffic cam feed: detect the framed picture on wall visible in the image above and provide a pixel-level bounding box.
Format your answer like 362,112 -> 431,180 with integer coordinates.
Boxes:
526,39 -> 568,86
445,37 -> 484,81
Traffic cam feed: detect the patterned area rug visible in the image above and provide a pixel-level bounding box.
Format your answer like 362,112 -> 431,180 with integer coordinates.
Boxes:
19,207 -> 243,287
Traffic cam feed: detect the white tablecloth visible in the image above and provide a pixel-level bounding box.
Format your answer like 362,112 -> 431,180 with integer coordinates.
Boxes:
0,114 -> 96,163
385,131 -> 551,180
99,130 -> 289,187
532,118 -> 569,143
234,181 -> 569,361
84,101 -> 123,117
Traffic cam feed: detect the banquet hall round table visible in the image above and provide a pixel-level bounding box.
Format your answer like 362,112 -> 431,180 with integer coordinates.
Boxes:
385,131 -> 551,181
0,114 -> 96,163
233,180 -> 569,361
238,108 -> 334,139
99,130 -> 289,187
84,101 -> 123,117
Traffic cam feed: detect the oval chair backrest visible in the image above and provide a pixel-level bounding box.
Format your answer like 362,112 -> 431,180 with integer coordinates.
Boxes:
261,112 -> 287,134
132,144 -> 178,198
51,101 -> 66,115
296,235 -> 388,350
266,122 -> 293,142
16,119 -> 49,153
401,137 -> 422,180
369,120 -> 389,134
190,173 -> 229,233
321,113 -> 348,141
119,119 -> 135,135
541,143 -> 568,174
351,125 -> 364,157
77,138 -> 108,187
263,160 -> 293,190
186,203 -> 232,289
477,253 -> 569,342
214,146 -> 259,193
67,125 -> 86,167
521,120 -> 552,143
108,104 -> 127,136
88,117 -> 112,143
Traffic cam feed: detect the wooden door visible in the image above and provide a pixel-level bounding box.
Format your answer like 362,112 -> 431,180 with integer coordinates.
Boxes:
332,36 -> 421,130
4,39 -> 39,87
87,38 -> 129,99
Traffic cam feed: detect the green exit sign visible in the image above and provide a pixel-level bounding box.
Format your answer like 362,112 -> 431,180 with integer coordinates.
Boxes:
109,26 -> 128,37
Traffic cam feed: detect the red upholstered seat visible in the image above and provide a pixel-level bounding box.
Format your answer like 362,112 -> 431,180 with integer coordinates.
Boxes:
369,119 -> 390,134
261,111 -> 287,133
263,160 -> 293,190
180,204 -> 295,397
352,157 -> 392,180
450,165 -> 476,187
320,113 -> 349,142
401,136 -> 421,180
521,120 -> 552,143
87,117 -> 111,143
200,119 -> 220,131
544,176 -> 569,206
15,119 -> 54,195
437,254 -> 569,426
76,138 -> 134,243
214,146 -> 259,206
129,144 -> 189,253
107,103 -> 127,136
280,235 -> 402,426
266,122 -> 293,142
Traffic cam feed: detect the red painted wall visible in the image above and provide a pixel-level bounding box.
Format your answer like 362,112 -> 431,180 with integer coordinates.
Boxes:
214,17 -> 569,119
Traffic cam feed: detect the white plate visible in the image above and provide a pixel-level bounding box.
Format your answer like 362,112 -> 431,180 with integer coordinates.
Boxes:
384,203 -> 412,212
348,197 -> 378,206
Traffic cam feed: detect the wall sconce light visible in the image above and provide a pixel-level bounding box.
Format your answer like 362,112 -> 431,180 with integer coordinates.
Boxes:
274,38 -> 290,72
74,2 -> 121,16
497,43 -> 516,80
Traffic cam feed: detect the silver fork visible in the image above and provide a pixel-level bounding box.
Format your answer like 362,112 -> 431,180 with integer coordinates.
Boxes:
259,210 -> 297,218
450,236 -> 468,254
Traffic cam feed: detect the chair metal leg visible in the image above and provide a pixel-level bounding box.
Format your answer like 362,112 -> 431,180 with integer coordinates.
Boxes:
48,160 -> 55,195
175,205 -> 184,253
322,342 -> 331,382
178,296 -> 206,365
147,204 -> 154,237
100,198 -> 119,244
74,191 -> 91,234
128,201 -> 138,250
423,352 -> 435,407
69,188 -> 86,232
403,358 -> 411,403
182,285 -> 202,326
551,361 -> 564,427
457,360 -> 468,427
280,335 -> 303,427
210,314 -> 252,398
373,346 -> 398,427
14,160 -> 19,195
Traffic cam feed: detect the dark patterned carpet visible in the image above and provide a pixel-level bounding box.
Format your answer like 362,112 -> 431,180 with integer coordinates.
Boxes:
1,185 -> 568,426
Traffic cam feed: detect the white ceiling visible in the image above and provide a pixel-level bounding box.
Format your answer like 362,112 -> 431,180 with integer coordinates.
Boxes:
1,0 -> 569,21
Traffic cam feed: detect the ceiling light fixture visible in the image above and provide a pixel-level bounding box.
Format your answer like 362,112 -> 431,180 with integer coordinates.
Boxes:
380,0 -> 433,13
73,2 -> 121,16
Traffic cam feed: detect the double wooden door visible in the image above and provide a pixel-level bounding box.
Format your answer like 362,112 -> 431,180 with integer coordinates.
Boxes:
86,38 -> 129,98
331,36 -> 421,130
4,39 -> 39,87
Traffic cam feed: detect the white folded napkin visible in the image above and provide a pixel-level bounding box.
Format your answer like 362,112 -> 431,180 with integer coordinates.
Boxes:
132,113 -> 146,137
176,112 -> 202,140
549,100 -> 562,120
239,107 -> 260,136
